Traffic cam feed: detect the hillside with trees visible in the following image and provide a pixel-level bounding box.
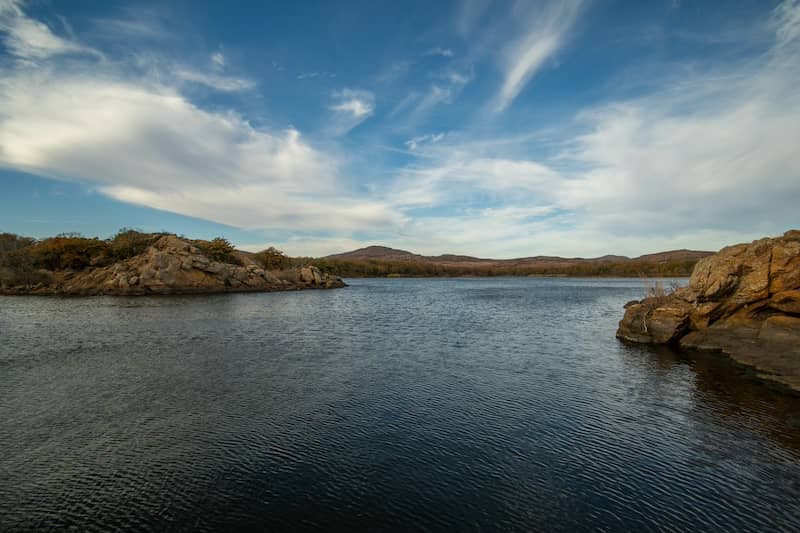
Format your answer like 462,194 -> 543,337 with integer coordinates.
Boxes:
312,246 -> 712,278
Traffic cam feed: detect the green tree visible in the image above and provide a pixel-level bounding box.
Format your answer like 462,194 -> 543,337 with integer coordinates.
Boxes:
109,228 -> 155,260
254,246 -> 290,270
198,237 -> 239,264
28,235 -> 111,271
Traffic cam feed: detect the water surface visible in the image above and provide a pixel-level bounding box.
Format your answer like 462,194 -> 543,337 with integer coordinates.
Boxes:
2,278 -> 799,531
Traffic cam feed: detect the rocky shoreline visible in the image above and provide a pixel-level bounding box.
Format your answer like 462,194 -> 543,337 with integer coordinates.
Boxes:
0,235 -> 345,296
617,230 -> 800,392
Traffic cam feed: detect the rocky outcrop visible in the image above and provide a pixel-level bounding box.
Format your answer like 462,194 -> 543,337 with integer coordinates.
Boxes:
617,230 -> 800,391
1,235 -> 345,296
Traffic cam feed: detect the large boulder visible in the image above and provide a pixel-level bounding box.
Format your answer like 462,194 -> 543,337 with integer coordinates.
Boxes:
617,299 -> 691,344
299,265 -> 326,285
617,230 -> 800,391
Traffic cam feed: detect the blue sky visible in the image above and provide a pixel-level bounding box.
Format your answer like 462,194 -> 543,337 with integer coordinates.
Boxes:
1,0 -> 798,258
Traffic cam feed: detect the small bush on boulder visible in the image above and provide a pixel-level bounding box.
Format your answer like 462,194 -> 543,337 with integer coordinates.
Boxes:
197,237 -> 241,265
109,228 -> 156,260
254,246 -> 290,270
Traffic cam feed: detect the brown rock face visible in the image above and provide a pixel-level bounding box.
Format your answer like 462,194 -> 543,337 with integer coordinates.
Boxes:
617,230 -> 800,391
2,235 -> 346,296
770,290 -> 800,315
617,300 -> 692,344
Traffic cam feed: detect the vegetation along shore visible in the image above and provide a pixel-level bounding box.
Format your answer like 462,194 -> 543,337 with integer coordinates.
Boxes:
0,230 -> 344,295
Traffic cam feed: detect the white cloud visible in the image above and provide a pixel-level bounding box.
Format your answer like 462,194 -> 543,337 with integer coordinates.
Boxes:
381,0 -> 800,256
424,47 -> 454,57
557,82 -> 800,236
298,71 -> 335,80
494,0 -> 584,112
388,153 -> 562,210
2,0 -> 798,260
0,70 -> 402,232
387,91 -> 420,118
390,224 -> 759,260
330,90 -> 374,118
174,52 -> 255,93
405,132 -> 446,151
550,4 -> 800,240
413,85 -> 453,115
210,51 -> 225,69
0,0 -> 101,60
0,2 -> 401,238
175,67 -> 256,92
774,0 -> 800,46
88,7 -> 170,41
441,69 -> 472,85
409,67 -> 473,119
328,88 -> 375,134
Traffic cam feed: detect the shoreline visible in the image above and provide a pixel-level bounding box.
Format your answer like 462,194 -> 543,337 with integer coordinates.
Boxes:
339,274 -> 690,279
0,283 -> 345,297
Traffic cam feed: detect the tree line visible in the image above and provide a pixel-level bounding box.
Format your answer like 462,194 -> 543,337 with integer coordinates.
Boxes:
308,257 -> 700,278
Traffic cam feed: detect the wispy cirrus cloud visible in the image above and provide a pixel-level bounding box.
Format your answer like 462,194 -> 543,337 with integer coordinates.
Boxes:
774,0 -> 800,46
493,0 -> 584,112
405,132 -> 446,151
424,46 -> 453,57
328,88 -> 375,134
210,51 -> 225,69
298,71 -> 335,80
88,6 -> 171,42
0,0 -> 102,60
175,51 -> 256,92
175,67 -> 256,92
388,154 -> 561,209
379,0 -> 800,256
408,66 -> 474,120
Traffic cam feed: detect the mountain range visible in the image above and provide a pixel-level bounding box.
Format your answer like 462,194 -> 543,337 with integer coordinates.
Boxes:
325,245 -> 712,270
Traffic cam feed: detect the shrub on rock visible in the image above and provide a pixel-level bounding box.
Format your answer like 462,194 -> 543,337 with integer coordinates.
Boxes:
197,237 -> 241,265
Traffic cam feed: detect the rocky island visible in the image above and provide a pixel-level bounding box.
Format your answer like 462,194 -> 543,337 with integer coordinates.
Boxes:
618,230 -> 800,392
0,232 -> 345,295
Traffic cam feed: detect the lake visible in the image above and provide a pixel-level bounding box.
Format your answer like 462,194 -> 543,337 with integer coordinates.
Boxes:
2,278 -> 799,531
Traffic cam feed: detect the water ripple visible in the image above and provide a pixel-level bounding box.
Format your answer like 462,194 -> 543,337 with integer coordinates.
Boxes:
1,278 -> 799,531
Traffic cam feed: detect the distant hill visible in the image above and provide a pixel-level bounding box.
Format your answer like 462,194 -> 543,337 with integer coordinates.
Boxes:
327,245 -> 420,260
320,245 -> 714,278
633,249 -> 714,262
326,245 -> 712,266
